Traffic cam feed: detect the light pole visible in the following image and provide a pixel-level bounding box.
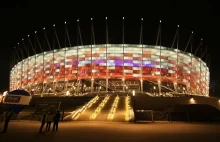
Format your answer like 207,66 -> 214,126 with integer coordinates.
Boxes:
133,90 -> 136,123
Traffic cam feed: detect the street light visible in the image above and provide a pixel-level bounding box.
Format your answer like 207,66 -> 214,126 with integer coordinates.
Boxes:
132,90 -> 136,123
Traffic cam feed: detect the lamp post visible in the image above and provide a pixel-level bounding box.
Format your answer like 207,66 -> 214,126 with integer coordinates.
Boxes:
132,90 -> 136,123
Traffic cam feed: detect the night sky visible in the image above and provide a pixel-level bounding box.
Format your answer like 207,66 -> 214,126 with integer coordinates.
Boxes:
0,1 -> 219,96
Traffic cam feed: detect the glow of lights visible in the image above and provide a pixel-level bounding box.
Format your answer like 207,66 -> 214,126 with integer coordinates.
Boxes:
35,31 -> 37,33
141,18 -> 143,21
43,27 -> 45,30
28,35 -> 30,37
158,80 -> 161,83
177,25 -> 179,27
91,18 -> 93,20
66,91 -> 70,96
77,19 -> 79,22
70,95 -> 99,120
53,24 -> 55,27
106,17 -> 107,20
190,98 -> 195,104
132,90 -> 135,96
125,96 -> 131,121
192,31 -> 193,34
201,38 -> 203,40
64,21 -> 66,24
107,95 -> 119,120
90,95 -> 110,120
17,43 -> 19,45
160,20 -> 162,23
3,91 -> 8,97
153,86 -> 156,90
22,39 -> 24,41
123,17 -> 124,20
174,82 -> 177,85
122,78 -> 125,81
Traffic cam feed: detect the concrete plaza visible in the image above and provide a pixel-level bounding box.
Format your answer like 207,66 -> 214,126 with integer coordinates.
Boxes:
0,121 -> 220,142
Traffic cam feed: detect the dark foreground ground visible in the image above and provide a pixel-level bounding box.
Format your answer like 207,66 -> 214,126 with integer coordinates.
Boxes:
0,121 -> 220,142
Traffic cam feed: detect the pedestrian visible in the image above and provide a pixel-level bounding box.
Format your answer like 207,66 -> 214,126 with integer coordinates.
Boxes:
45,112 -> 53,131
1,108 -> 14,133
39,111 -> 47,133
52,110 -> 61,132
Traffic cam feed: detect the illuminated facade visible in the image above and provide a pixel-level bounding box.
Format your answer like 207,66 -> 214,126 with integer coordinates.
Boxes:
10,44 -> 209,96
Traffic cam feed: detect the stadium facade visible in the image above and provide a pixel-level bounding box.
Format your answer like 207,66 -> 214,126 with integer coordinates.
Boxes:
10,44 -> 209,96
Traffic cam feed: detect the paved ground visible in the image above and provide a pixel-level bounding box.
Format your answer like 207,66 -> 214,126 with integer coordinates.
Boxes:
0,121 -> 220,142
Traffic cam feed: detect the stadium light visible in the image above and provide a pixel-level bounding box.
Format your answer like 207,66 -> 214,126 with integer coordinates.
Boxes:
53,24 -> 55,27
141,18 -> 143,21
91,18 -> 93,20
35,31 -> 37,33
65,21 -> 66,24
106,17 -> 107,20
43,27 -> 45,30
177,25 -> 179,27
160,20 -> 162,23
28,35 -> 30,37
77,19 -> 79,22
123,17 -> 124,20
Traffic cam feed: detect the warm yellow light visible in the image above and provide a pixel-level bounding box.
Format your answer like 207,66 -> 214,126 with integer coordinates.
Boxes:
125,96 -> 131,121
190,98 -> 195,104
3,91 -> 8,97
90,95 -> 110,120
66,91 -> 70,96
132,90 -> 135,96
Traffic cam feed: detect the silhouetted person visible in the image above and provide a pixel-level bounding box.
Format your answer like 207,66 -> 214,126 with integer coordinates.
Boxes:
46,112 -> 53,131
52,110 -> 61,131
39,111 -> 47,133
1,108 -> 14,133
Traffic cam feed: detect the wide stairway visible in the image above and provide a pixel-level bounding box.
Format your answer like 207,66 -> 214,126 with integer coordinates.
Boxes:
70,94 -> 132,122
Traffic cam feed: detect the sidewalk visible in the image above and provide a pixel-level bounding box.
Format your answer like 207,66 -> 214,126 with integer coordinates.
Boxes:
0,121 -> 220,142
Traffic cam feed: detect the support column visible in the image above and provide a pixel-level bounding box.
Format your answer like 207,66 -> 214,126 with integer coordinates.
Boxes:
158,81 -> 161,95
91,78 -> 94,93
140,79 -> 143,92
173,82 -> 177,93
122,78 -> 125,92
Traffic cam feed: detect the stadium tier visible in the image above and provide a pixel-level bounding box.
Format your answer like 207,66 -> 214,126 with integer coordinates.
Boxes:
10,44 -> 209,96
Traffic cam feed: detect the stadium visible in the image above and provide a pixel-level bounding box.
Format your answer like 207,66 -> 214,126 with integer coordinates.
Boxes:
9,43 -> 209,96
4,18 -> 220,123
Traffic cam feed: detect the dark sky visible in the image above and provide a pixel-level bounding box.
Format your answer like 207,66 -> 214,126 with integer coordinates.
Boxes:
0,1 -> 220,96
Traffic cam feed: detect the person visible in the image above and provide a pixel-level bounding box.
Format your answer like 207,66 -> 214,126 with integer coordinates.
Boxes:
52,110 -> 61,132
39,111 -> 47,133
1,108 -> 14,133
45,112 -> 53,131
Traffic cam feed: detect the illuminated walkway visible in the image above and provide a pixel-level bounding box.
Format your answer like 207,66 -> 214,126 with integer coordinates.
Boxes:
75,94 -> 131,121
